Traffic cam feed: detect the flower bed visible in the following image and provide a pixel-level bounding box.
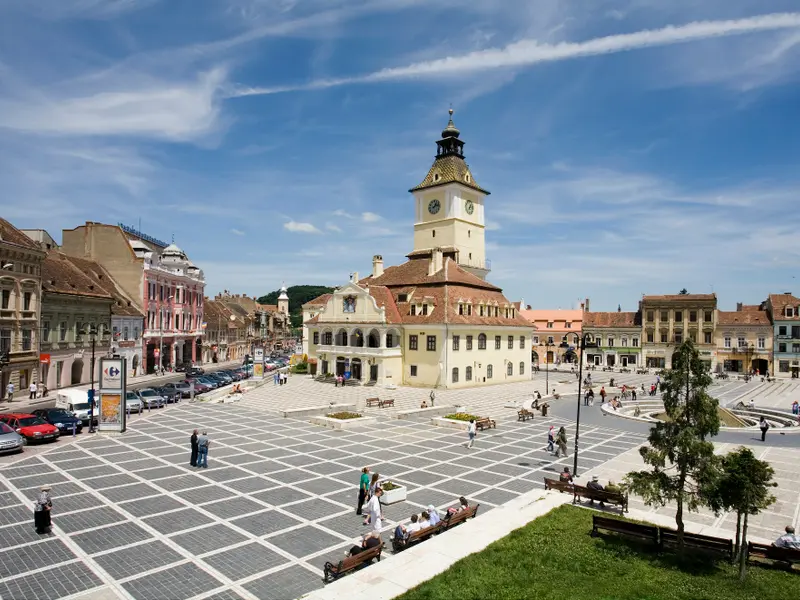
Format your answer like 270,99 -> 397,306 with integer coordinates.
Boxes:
444,412 -> 480,421
326,411 -> 363,420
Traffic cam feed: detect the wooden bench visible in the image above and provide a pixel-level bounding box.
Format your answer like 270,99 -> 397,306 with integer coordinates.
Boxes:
591,515 -> 659,545
366,398 -> 381,407
660,528 -> 732,559
475,417 -> 496,431
747,542 -> 800,570
544,477 -> 574,494
323,542 -> 383,583
517,409 -> 534,421
572,484 -> 628,514
379,398 -> 395,408
391,523 -> 441,552
441,504 -> 480,530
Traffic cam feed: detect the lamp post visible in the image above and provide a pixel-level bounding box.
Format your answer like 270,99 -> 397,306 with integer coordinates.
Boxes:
82,324 -> 109,434
573,333 -> 594,477
544,340 -> 554,394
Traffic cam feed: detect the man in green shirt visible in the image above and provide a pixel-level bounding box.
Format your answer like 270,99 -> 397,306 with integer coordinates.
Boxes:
357,467 -> 370,515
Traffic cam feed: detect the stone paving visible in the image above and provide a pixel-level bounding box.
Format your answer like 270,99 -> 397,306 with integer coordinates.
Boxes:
1,374 -> 798,600
0,377 -> 647,600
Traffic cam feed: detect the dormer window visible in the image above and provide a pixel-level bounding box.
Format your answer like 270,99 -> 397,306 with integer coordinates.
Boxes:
458,303 -> 464,316
422,303 -> 428,316
465,173 -> 471,183
479,305 -> 484,317
411,305 -> 416,316
547,322 -> 554,328
434,172 -> 441,182
398,293 -> 408,303
787,307 -> 795,318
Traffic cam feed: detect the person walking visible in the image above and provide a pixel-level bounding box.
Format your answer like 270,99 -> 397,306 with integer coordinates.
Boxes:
6,381 -> 14,401
33,485 -> 53,534
356,467 -> 370,515
365,487 -> 384,534
546,426 -> 555,453
759,417 -> 770,442
429,390 -> 435,407
465,419 -> 477,449
189,429 -> 199,467
29,381 -> 37,400
599,386 -> 607,404
554,426 -> 568,458
363,472 -> 380,525
196,430 -> 210,467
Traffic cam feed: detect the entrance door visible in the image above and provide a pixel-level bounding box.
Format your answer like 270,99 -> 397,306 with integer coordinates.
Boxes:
369,364 -> 378,381
336,357 -> 346,376
351,359 -> 362,381
621,356 -> 628,367
594,356 -> 601,366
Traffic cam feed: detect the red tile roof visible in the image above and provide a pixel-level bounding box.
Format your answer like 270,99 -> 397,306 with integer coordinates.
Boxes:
583,311 -> 641,328
42,251 -> 114,300
717,311 -> 771,326
62,255 -> 142,317
0,218 -> 44,252
768,294 -> 800,321
361,257 -> 500,291
303,294 -> 331,307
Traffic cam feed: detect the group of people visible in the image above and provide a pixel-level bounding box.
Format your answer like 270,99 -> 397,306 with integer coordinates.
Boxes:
189,429 -> 211,468
5,381 -> 49,401
392,496 -> 470,544
273,372 -> 289,385
547,426 -> 569,457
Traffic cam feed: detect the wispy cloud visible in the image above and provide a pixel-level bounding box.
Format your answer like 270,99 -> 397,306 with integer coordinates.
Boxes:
232,13 -> 800,96
284,220 -> 322,233
230,228 -> 245,236
5,0 -> 161,20
332,209 -> 356,218
361,211 -> 381,222
325,222 -> 343,232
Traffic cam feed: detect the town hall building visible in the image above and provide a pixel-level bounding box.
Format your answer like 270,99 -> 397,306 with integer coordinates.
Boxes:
303,110 -> 533,388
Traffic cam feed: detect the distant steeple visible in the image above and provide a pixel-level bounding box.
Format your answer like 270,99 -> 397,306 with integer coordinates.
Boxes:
436,108 -> 464,158
618,304 -> 622,312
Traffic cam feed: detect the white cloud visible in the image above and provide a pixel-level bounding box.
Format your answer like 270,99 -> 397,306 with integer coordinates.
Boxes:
232,13 -> 800,96
325,222 -> 343,232
284,220 -> 322,233
485,220 -> 501,231
230,228 -> 245,236
0,68 -> 227,142
361,211 -> 382,222
332,209 -> 355,218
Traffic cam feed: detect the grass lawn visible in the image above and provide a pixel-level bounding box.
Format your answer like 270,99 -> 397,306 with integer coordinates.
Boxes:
398,505 -> 791,600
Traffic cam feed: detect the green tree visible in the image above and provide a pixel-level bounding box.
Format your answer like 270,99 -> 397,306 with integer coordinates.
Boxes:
679,288 -> 689,295
704,447 -> 776,579
624,340 -> 720,549
258,285 -> 334,328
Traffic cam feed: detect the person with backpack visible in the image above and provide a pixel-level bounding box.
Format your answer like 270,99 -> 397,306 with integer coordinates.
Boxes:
196,430 -> 211,468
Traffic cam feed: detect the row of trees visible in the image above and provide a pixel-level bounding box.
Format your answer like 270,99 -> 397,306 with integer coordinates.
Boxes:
624,340 -> 777,580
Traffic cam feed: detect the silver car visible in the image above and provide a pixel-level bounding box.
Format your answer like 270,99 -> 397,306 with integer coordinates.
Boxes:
125,391 -> 144,414
0,421 -> 24,454
136,388 -> 166,408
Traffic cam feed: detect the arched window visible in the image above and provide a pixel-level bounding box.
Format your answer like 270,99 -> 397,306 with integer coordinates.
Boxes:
507,362 -> 513,376
519,361 -> 525,375
452,367 -> 459,383
466,366 -> 473,381
335,329 -> 348,346
478,333 -> 487,350
487,364 -> 493,379
322,331 -> 333,345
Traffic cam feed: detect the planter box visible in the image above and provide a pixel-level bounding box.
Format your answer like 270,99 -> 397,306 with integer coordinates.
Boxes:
431,416 -> 471,431
394,405 -> 457,419
281,404 -> 357,419
309,415 -> 377,430
379,484 -> 407,505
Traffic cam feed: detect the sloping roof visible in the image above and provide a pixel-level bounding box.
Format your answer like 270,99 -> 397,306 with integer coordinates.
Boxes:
520,309 -> 584,323
62,255 -> 143,317
204,299 -> 239,329
367,286 -> 403,324
717,311 -> 771,326
42,251 -> 114,300
0,218 -> 44,252
642,294 -> 717,302
362,257 -> 500,291
303,294 -> 331,308
768,294 -> 800,321
583,311 -> 641,328
409,155 -> 489,194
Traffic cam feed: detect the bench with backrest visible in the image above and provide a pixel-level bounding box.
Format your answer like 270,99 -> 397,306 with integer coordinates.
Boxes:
323,542 -> 384,583
660,528 -> 733,559
391,523 -> 441,552
475,417 -> 496,430
441,504 -> 480,530
366,397 -> 381,407
544,477 -> 574,494
747,542 -> 800,570
518,409 -> 534,421
591,515 -> 659,545
572,484 -> 628,514
379,398 -> 395,408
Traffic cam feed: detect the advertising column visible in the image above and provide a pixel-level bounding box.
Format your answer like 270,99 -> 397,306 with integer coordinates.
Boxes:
99,358 -> 127,433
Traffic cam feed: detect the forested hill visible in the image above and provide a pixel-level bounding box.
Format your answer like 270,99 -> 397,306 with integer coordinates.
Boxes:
258,285 -> 334,328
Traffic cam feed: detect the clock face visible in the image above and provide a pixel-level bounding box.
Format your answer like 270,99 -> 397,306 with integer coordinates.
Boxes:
465,200 -> 475,215
428,199 -> 440,214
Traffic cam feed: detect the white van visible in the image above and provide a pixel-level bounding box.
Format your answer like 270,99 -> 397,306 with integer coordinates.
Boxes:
55,389 -> 99,426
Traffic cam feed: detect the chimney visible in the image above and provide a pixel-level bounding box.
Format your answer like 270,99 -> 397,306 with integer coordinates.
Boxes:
584,298 -> 590,312
736,302 -> 743,312
428,248 -> 444,276
372,255 -> 384,278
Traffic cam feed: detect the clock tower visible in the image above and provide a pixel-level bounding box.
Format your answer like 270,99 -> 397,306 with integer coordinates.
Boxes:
409,109 -> 490,280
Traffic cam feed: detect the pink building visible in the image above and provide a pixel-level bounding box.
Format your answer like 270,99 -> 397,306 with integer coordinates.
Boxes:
61,223 -> 205,373
519,305 -> 585,364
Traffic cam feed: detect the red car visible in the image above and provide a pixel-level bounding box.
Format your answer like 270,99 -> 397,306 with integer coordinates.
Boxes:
0,413 -> 60,445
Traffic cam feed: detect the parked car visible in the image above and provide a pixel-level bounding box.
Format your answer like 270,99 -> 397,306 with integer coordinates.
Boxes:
0,421 -> 24,454
186,366 -> 205,377
209,372 -> 233,385
135,388 -> 166,408
162,382 -> 192,398
195,376 -> 220,389
0,413 -> 59,445
54,389 -> 99,426
153,386 -> 181,403
32,408 -> 83,435
186,379 -> 212,394
125,391 -> 144,413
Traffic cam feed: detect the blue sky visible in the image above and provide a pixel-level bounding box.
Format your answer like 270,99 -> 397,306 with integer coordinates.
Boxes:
1,1 -> 799,311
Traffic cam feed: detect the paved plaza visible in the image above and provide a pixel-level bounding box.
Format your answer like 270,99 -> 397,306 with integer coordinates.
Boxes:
0,375 -> 798,600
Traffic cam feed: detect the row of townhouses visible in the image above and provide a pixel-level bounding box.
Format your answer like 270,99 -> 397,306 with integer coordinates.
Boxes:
0,219 -> 292,399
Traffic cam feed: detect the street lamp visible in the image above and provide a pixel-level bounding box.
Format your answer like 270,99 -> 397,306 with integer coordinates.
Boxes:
573,333 -> 595,477
544,340 -> 554,394
81,324 -> 110,434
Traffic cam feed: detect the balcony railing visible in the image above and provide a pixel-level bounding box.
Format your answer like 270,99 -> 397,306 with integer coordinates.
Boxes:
315,344 -> 402,358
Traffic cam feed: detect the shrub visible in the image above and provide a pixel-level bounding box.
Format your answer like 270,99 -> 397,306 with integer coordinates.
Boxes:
291,362 -> 309,374
326,412 -> 362,420
444,412 -> 480,421
381,480 -> 402,491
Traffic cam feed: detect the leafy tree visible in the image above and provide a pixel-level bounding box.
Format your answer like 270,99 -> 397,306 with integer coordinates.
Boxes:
258,285 -> 334,328
704,447 -> 776,579
679,288 -> 689,295
624,340 -> 720,549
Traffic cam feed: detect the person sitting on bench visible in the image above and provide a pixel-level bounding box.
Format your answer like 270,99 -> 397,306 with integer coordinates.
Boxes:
587,475 -> 605,507
393,522 -> 408,543
346,532 -> 382,557
773,525 -> 800,549
418,511 -> 431,529
406,514 -> 421,534
605,480 -> 621,494
446,496 -> 469,518
559,467 -> 573,484
427,504 -> 441,526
